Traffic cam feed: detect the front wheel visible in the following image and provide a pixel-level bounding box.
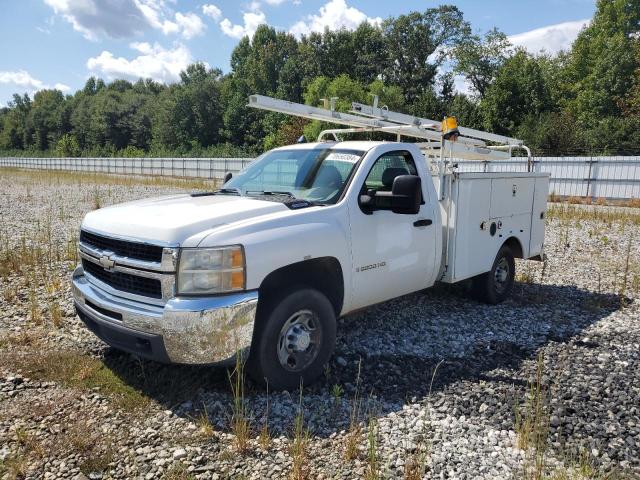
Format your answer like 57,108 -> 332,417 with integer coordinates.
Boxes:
247,288 -> 336,391
472,245 -> 515,304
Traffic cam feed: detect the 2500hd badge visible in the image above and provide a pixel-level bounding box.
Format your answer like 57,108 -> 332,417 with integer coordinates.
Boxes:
356,261 -> 387,273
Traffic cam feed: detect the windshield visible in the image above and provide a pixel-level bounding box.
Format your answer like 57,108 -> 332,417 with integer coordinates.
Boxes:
224,148 -> 364,204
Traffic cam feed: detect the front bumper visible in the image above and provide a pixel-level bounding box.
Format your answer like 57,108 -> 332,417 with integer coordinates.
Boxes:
71,266 -> 258,364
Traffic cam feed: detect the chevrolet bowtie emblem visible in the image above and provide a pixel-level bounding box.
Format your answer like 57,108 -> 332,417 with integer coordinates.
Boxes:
99,255 -> 115,270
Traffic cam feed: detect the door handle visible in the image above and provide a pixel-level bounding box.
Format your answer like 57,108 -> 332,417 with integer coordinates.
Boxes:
413,219 -> 433,227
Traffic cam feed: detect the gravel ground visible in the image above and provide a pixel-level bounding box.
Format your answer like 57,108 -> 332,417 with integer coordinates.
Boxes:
0,169 -> 639,480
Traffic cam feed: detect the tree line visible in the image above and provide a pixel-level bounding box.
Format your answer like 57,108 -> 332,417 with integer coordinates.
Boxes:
1,0 -> 639,158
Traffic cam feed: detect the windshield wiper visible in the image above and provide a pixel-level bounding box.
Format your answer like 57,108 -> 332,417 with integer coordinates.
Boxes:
246,190 -> 297,199
214,187 -> 242,195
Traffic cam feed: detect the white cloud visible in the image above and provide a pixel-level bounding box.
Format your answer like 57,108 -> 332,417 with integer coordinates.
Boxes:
87,42 -> 196,83
202,3 -> 222,20
220,10 -> 266,39
0,70 -> 46,90
136,0 -> 178,35
0,70 -> 71,95
43,0 -> 205,40
136,1 -> 205,39
43,0 -> 149,40
175,12 -> 205,39
289,0 -> 381,37
509,19 -> 590,55
264,0 -> 287,5
54,82 -> 71,92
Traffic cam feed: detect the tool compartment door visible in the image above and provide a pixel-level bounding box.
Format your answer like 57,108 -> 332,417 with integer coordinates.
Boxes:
529,176 -> 549,257
489,177 -> 535,219
451,178 -> 494,281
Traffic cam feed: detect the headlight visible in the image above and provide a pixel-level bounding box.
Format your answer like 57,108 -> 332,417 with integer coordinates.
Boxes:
177,246 -> 245,295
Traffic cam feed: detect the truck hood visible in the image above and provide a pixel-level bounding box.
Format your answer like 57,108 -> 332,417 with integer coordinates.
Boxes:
81,194 -> 288,245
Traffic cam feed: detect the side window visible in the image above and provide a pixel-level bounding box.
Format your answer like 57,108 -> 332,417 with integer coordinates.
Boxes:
363,151 -> 418,193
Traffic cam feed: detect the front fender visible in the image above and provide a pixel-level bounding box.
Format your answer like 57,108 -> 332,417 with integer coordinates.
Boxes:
196,205 -> 354,313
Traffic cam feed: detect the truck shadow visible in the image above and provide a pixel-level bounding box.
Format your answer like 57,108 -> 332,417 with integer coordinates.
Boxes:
101,281 -> 625,437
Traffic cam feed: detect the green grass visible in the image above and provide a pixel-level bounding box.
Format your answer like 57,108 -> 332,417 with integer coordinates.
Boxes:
0,454 -> 29,480
2,350 -> 150,411
547,203 -> 640,225
0,166 -> 217,190
163,463 -> 196,480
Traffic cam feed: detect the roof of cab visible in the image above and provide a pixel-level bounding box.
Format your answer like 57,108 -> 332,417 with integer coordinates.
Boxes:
271,141 -> 391,152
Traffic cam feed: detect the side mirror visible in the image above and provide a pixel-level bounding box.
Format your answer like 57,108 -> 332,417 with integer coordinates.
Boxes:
223,172 -> 233,183
390,175 -> 422,215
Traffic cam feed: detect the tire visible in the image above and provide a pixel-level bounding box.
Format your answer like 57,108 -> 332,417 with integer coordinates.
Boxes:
472,245 -> 515,304
247,288 -> 336,391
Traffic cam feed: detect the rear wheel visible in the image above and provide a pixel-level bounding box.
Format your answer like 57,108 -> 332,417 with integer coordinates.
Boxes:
472,245 -> 515,304
247,288 -> 336,391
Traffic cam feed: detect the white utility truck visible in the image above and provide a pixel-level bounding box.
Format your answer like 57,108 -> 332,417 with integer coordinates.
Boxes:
72,95 -> 549,389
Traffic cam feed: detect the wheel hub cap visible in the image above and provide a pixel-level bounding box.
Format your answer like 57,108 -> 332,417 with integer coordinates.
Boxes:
287,324 -> 311,351
494,257 -> 510,291
277,309 -> 321,372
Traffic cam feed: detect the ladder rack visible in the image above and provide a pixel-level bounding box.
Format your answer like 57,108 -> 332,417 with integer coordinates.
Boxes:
247,94 -> 531,164
350,102 -> 523,146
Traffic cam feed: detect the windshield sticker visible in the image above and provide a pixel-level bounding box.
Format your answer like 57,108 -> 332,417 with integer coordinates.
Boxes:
326,152 -> 361,163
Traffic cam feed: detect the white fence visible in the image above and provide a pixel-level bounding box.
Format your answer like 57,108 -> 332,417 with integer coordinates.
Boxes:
0,157 -> 254,180
1,155 -> 640,199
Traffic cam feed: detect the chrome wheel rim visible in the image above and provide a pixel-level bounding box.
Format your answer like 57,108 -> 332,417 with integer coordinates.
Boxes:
494,257 -> 510,293
277,309 -> 321,372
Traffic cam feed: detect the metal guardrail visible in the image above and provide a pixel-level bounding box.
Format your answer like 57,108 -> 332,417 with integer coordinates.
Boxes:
1,155 -> 639,200
0,157 -> 254,180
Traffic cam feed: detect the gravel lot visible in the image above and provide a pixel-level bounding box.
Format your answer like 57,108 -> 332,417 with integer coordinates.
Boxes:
0,169 -> 639,480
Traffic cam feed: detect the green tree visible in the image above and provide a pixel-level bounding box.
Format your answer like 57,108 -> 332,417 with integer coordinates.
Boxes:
120,145 -> 146,157
352,23 -> 388,85
263,117 -> 308,150
26,88 -> 69,151
153,64 -> 223,150
302,74 -> 368,141
0,94 -> 31,150
222,26 -> 301,150
303,74 -> 368,110
1,4 -> 638,157
87,80 -> 135,150
481,51 -> 553,135
368,80 -> 405,111
69,91 -> 94,150
54,133 -> 80,157
566,0 -> 640,125
220,76 -> 263,149
623,44 -> 640,116
301,75 -> 404,141
382,6 -> 470,103
452,28 -> 512,98
449,94 -> 483,129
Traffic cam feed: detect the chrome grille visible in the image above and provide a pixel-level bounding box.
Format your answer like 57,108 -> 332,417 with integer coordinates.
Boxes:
78,231 -> 176,304
80,230 -> 164,263
82,259 -> 163,299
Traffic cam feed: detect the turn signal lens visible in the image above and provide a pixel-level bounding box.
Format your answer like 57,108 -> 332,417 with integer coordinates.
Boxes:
231,248 -> 244,269
231,270 -> 244,290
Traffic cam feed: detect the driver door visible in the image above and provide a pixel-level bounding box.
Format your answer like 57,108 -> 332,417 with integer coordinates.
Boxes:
348,150 -> 436,310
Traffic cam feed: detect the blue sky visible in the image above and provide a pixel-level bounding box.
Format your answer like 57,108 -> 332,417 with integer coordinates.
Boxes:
0,0 -> 596,106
